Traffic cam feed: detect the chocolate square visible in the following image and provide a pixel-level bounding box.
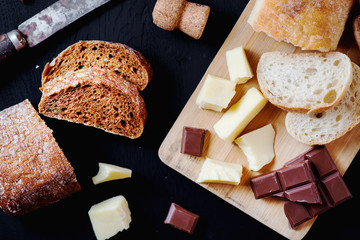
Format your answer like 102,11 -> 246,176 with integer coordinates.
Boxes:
164,203 -> 199,234
250,171 -> 282,199
305,146 -> 337,179
321,172 -> 352,206
277,161 -> 314,190
180,126 -> 206,157
284,201 -> 312,229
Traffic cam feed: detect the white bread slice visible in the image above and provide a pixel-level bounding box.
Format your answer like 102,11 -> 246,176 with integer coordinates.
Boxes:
257,51 -> 353,114
285,63 -> 360,145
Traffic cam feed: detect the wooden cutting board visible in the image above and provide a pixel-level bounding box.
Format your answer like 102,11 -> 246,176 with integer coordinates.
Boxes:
158,1 -> 360,239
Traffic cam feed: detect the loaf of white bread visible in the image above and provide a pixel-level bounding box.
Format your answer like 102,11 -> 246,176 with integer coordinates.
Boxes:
248,0 -> 354,52
257,51 -> 353,114
0,100 -> 80,215
39,41 -> 152,139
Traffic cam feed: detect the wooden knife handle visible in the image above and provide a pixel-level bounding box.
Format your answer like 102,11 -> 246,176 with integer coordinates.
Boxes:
0,30 -> 27,63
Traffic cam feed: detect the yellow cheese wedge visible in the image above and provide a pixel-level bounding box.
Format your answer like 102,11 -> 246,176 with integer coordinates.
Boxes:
196,74 -> 236,112
226,46 -> 253,84
214,87 -> 268,142
196,157 -> 243,185
88,195 -> 131,240
235,124 -> 275,171
92,163 -> 132,185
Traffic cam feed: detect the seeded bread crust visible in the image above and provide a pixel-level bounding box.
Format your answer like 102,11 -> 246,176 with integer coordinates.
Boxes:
39,68 -> 147,139
257,51 -> 353,114
0,100 -> 81,216
42,40 -> 153,91
285,63 -> 360,145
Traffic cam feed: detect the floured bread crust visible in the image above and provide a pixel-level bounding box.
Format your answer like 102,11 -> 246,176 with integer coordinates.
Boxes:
248,0 -> 355,52
0,100 -> 80,215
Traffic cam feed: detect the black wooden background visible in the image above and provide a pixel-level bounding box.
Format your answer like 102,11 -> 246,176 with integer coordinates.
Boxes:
0,0 -> 359,239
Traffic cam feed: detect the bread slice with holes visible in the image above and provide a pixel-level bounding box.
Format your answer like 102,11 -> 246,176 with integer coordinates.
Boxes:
257,51 -> 353,114
285,62 -> 360,145
42,40 -> 153,91
38,68 -> 147,139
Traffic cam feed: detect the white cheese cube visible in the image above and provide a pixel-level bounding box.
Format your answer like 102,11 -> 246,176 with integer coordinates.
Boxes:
226,46 -> 253,84
214,87 -> 267,142
196,74 -> 236,112
92,162 -> 132,185
88,195 -> 131,240
196,157 -> 243,185
235,124 -> 275,171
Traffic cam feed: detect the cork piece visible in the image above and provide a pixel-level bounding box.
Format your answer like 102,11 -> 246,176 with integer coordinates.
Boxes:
152,0 -> 210,39
0,100 -> 81,215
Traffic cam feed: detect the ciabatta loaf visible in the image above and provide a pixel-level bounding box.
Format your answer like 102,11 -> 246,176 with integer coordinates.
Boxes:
0,100 -> 80,215
39,68 -> 147,139
257,51 -> 353,113
285,63 -> 360,145
248,0 -> 354,52
42,40 -> 153,91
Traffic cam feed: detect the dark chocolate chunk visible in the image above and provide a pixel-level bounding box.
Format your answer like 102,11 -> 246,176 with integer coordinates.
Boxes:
284,201 -> 312,229
180,126 -> 206,157
164,203 -> 199,234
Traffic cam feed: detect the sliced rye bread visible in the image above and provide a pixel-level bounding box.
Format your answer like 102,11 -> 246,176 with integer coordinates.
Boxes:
257,51 -> 353,114
38,68 -> 147,139
285,62 -> 360,145
42,40 -> 153,91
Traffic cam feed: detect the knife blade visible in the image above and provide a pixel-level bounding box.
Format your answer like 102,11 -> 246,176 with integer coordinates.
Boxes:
0,0 -> 111,63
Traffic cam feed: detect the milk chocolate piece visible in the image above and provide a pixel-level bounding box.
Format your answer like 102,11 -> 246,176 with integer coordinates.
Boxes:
305,182 -> 333,217
164,203 -> 199,234
284,183 -> 322,204
250,171 -> 282,199
181,126 -> 206,157
305,146 -> 337,179
250,161 -> 321,203
283,146 -> 352,227
277,161 -> 315,190
284,201 -> 312,228
321,172 -> 352,206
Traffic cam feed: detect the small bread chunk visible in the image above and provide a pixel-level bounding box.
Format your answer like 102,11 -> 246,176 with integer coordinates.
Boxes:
285,63 -> 360,145
248,0 -> 354,52
0,100 -> 80,216
257,51 -> 353,114
38,68 -> 147,139
42,40 -> 153,91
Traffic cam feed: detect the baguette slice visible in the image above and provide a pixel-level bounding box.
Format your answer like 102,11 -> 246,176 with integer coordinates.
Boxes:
42,40 -> 153,91
0,100 -> 80,215
257,51 -> 353,113
285,63 -> 360,145
248,0 -> 354,52
39,68 -> 147,139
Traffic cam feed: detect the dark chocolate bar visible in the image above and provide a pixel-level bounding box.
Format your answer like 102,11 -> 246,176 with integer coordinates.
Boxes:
180,126 -> 207,157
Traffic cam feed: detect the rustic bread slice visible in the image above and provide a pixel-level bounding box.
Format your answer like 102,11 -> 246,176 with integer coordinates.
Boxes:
248,0 -> 354,52
42,40 -> 153,91
257,51 -> 353,114
38,68 -> 147,139
285,63 -> 360,145
0,99 -> 81,215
